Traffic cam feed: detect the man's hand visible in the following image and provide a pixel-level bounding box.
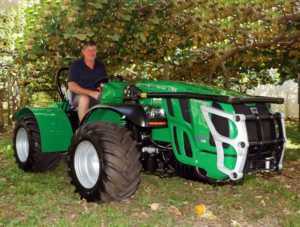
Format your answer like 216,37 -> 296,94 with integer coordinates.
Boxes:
69,81 -> 100,100
90,91 -> 100,100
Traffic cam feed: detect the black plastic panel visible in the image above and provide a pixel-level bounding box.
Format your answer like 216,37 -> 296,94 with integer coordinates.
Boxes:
183,132 -> 193,158
209,102 -> 230,149
173,126 -> 181,155
166,98 -> 174,117
179,99 -> 191,124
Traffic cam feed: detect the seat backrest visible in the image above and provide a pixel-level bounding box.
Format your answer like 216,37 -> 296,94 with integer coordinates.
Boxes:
67,89 -> 74,106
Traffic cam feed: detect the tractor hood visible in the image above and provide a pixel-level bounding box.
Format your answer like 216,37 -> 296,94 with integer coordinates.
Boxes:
135,80 -> 250,97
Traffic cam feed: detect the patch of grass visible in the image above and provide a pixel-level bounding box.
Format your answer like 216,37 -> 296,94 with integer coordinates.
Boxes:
29,92 -> 53,107
1,121 -> 300,226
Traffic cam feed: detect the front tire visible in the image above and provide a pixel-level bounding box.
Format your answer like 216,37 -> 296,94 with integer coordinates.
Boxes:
13,114 -> 60,172
68,121 -> 141,203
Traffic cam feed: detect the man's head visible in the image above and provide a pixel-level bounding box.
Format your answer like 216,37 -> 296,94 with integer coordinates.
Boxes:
82,42 -> 97,61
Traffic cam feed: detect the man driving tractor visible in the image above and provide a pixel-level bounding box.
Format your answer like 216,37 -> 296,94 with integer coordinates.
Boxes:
68,42 -> 108,121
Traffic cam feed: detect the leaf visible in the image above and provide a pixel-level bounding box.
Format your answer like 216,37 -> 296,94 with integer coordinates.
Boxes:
43,22 -> 55,33
131,25 -> 139,34
87,32 -> 94,37
119,34 -> 127,45
75,34 -> 87,41
63,33 -> 72,39
93,3 -> 103,9
100,0 -> 108,4
118,12 -> 130,21
139,33 -> 146,43
119,48 -> 127,56
103,16 -> 110,24
148,203 -> 160,211
31,54 -> 37,60
110,33 -> 120,42
72,5 -> 81,10
231,220 -> 241,226
32,43 -> 44,54
259,200 -> 266,206
74,0 -> 84,5
170,206 -> 181,215
133,44 -> 141,50
151,16 -> 160,25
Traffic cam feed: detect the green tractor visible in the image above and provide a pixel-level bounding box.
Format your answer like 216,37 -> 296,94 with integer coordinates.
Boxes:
13,68 -> 286,203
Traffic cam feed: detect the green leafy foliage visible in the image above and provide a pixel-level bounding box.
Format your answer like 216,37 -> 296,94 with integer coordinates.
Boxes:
1,0 -> 300,93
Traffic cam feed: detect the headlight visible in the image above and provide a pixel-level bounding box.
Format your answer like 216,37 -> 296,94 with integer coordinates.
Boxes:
155,107 -> 166,118
143,106 -> 166,119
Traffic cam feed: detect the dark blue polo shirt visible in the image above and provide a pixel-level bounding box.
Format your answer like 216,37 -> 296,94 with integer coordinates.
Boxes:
68,58 -> 108,99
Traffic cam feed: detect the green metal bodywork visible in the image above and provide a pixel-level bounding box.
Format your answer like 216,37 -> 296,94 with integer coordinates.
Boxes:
98,80 -> 248,180
16,102 -> 73,153
16,80 -> 254,180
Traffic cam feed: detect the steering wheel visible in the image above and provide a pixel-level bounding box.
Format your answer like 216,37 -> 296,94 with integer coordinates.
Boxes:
94,75 -> 124,89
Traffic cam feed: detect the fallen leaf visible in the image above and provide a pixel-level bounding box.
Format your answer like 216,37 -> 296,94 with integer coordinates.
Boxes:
141,212 -> 148,216
184,182 -> 188,185
231,220 -> 241,226
255,196 -> 263,199
189,183 -> 193,187
278,201 -> 283,206
285,185 -> 291,189
297,211 -> 300,214
259,200 -> 266,207
195,188 -> 203,191
234,194 -> 241,198
290,168 -> 295,171
77,200 -> 82,204
183,201 -> 189,205
170,206 -> 181,215
195,204 -> 206,216
274,190 -> 278,194
148,203 -> 160,211
201,210 -> 217,219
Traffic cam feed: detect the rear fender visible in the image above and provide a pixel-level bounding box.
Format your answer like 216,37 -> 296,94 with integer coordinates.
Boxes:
16,107 -> 73,153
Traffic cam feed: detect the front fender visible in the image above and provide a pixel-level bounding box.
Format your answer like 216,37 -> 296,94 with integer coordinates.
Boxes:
16,107 -> 73,153
80,103 -> 148,127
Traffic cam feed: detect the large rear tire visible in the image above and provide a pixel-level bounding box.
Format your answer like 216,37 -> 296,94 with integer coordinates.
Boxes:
68,121 -> 141,203
13,114 -> 60,172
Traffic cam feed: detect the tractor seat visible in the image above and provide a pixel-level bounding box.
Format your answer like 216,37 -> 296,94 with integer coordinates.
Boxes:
61,84 -> 78,110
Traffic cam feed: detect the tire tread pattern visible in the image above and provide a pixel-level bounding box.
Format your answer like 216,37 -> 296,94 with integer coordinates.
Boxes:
13,114 -> 60,172
68,121 -> 141,203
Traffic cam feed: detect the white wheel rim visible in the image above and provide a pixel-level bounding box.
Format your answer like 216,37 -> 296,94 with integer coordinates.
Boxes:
16,128 -> 29,162
74,141 -> 100,189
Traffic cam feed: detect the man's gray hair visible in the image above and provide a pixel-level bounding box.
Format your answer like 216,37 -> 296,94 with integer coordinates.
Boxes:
83,41 -> 97,49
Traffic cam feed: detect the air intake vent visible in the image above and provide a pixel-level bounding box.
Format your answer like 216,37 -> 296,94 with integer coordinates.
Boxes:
183,132 -> 193,158
166,98 -> 174,117
179,99 -> 191,124
173,126 -> 181,155
209,102 -> 230,149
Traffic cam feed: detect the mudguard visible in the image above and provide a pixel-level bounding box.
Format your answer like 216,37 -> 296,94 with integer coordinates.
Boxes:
80,103 -> 148,126
16,106 -> 73,153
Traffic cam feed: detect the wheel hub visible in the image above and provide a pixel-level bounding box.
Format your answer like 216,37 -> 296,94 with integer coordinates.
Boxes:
74,141 -> 100,189
16,127 -> 29,162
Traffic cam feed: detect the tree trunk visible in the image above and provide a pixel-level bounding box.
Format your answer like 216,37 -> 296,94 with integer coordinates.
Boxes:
7,76 -> 12,126
164,63 -> 170,80
12,81 -> 19,120
20,87 -> 27,107
0,89 -> 4,131
221,62 -> 230,89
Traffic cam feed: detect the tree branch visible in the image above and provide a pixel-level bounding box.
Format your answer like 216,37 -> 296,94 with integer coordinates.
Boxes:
207,34 -> 300,84
278,13 -> 300,24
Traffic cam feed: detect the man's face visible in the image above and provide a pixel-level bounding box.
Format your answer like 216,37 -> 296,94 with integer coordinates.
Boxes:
82,45 -> 97,61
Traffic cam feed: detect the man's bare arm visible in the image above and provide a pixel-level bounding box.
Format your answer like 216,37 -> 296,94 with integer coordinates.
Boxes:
68,81 -> 100,100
